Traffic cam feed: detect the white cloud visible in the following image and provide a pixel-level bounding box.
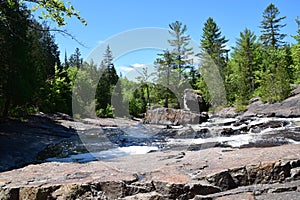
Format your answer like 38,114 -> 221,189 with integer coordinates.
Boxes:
131,63 -> 147,68
118,66 -> 135,72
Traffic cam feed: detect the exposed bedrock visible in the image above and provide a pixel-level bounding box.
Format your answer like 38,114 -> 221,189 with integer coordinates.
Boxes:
1,144 -> 299,199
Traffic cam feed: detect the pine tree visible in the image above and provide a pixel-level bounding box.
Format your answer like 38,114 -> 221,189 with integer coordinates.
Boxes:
69,48 -> 83,69
291,17 -> 300,83
154,50 -> 176,108
293,17 -> 300,43
196,17 -> 228,107
228,28 -> 259,104
168,21 -> 194,78
103,45 -> 113,67
200,17 -> 229,73
95,45 -> 119,116
260,3 -> 286,48
64,51 -> 70,68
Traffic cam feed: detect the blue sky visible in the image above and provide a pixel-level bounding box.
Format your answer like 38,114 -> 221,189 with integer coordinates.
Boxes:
52,0 -> 299,75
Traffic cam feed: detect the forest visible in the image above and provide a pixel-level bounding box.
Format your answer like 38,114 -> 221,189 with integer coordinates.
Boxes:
1,1 -> 300,118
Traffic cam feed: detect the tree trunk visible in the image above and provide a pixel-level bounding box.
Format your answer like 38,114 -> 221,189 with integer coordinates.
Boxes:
3,98 -> 10,117
146,85 -> 150,108
164,93 -> 168,108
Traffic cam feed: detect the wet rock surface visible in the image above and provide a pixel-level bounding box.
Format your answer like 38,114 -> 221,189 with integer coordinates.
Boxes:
0,145 -> 299,199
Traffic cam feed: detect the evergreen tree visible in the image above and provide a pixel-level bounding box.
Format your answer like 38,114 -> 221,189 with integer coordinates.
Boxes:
95,45 -> 119,116
258,4 -> 291,103
200,17 -> 229,73
103,45 -> 114,67
291,17 -> 300,83
196,17 -> 228,107
227,28 -> 259,105
168,21 -> 194,107
28,21 -> 62,112
64,51 -> 70,68
292,17 -> 300,43
69,48 -> 83,69
0,1 -> 31,116
260,3 -> 286,48
154,50 -> 177,108
168,21 -> 194,78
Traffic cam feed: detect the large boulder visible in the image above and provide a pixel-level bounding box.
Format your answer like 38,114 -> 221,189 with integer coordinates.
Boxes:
183,89 -> 208,112
144,107 -> 208,125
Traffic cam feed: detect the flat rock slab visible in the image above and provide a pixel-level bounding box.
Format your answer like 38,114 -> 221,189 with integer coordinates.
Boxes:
0,116 -> 76,172
0,144 -> 300,199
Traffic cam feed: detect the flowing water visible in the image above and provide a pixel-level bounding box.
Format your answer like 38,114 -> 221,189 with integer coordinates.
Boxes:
45,117 -> 300,163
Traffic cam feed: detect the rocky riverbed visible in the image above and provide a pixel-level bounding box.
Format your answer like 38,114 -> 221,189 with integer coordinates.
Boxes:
0,85 -> 300,199
1,115 -> 300,199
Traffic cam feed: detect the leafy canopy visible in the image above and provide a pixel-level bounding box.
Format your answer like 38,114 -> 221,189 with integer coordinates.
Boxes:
2,0 -> 87,26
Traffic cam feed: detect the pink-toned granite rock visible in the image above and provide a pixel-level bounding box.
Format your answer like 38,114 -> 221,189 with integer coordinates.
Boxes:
0,144 -> 300,199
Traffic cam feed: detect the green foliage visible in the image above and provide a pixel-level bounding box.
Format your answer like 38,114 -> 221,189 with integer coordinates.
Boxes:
196,18 -> 228,107
168,21 -> 194,76
2,2 -> 299,118
226,28 -> 259,105
200,17 -> 229,73
135,67 -> 155,110
72,62 -> 98,117
196,17 -> 228,107
95,46 -> 119,112
260,3 -> 286,47
235,104 -> 247,113
154,50 -> 176,108
96,105 -> 114,118
293,17 -> 300,44
291,44 -> 300,83
291,18 -> 300,83
15,0 -> 86,26
0,1 -> 31,116
69,48 -> 83,69
152,21 -> 195,108
259,48 -> 291,103
39,65 -> 71,114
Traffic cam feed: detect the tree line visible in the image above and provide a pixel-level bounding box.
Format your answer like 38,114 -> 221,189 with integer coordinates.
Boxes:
125,3 -> 300,115
1,3 -> 300,117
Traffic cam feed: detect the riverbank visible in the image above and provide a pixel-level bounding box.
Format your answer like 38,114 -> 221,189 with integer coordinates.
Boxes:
0,144 -> 299,199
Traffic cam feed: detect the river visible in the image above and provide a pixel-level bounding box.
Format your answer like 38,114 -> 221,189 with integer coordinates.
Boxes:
44,116 -> 300,163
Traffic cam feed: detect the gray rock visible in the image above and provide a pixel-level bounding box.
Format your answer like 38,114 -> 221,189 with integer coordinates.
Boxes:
243,85 -> 300,118
183,89 -> 209,113
144,107 -> 209,125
